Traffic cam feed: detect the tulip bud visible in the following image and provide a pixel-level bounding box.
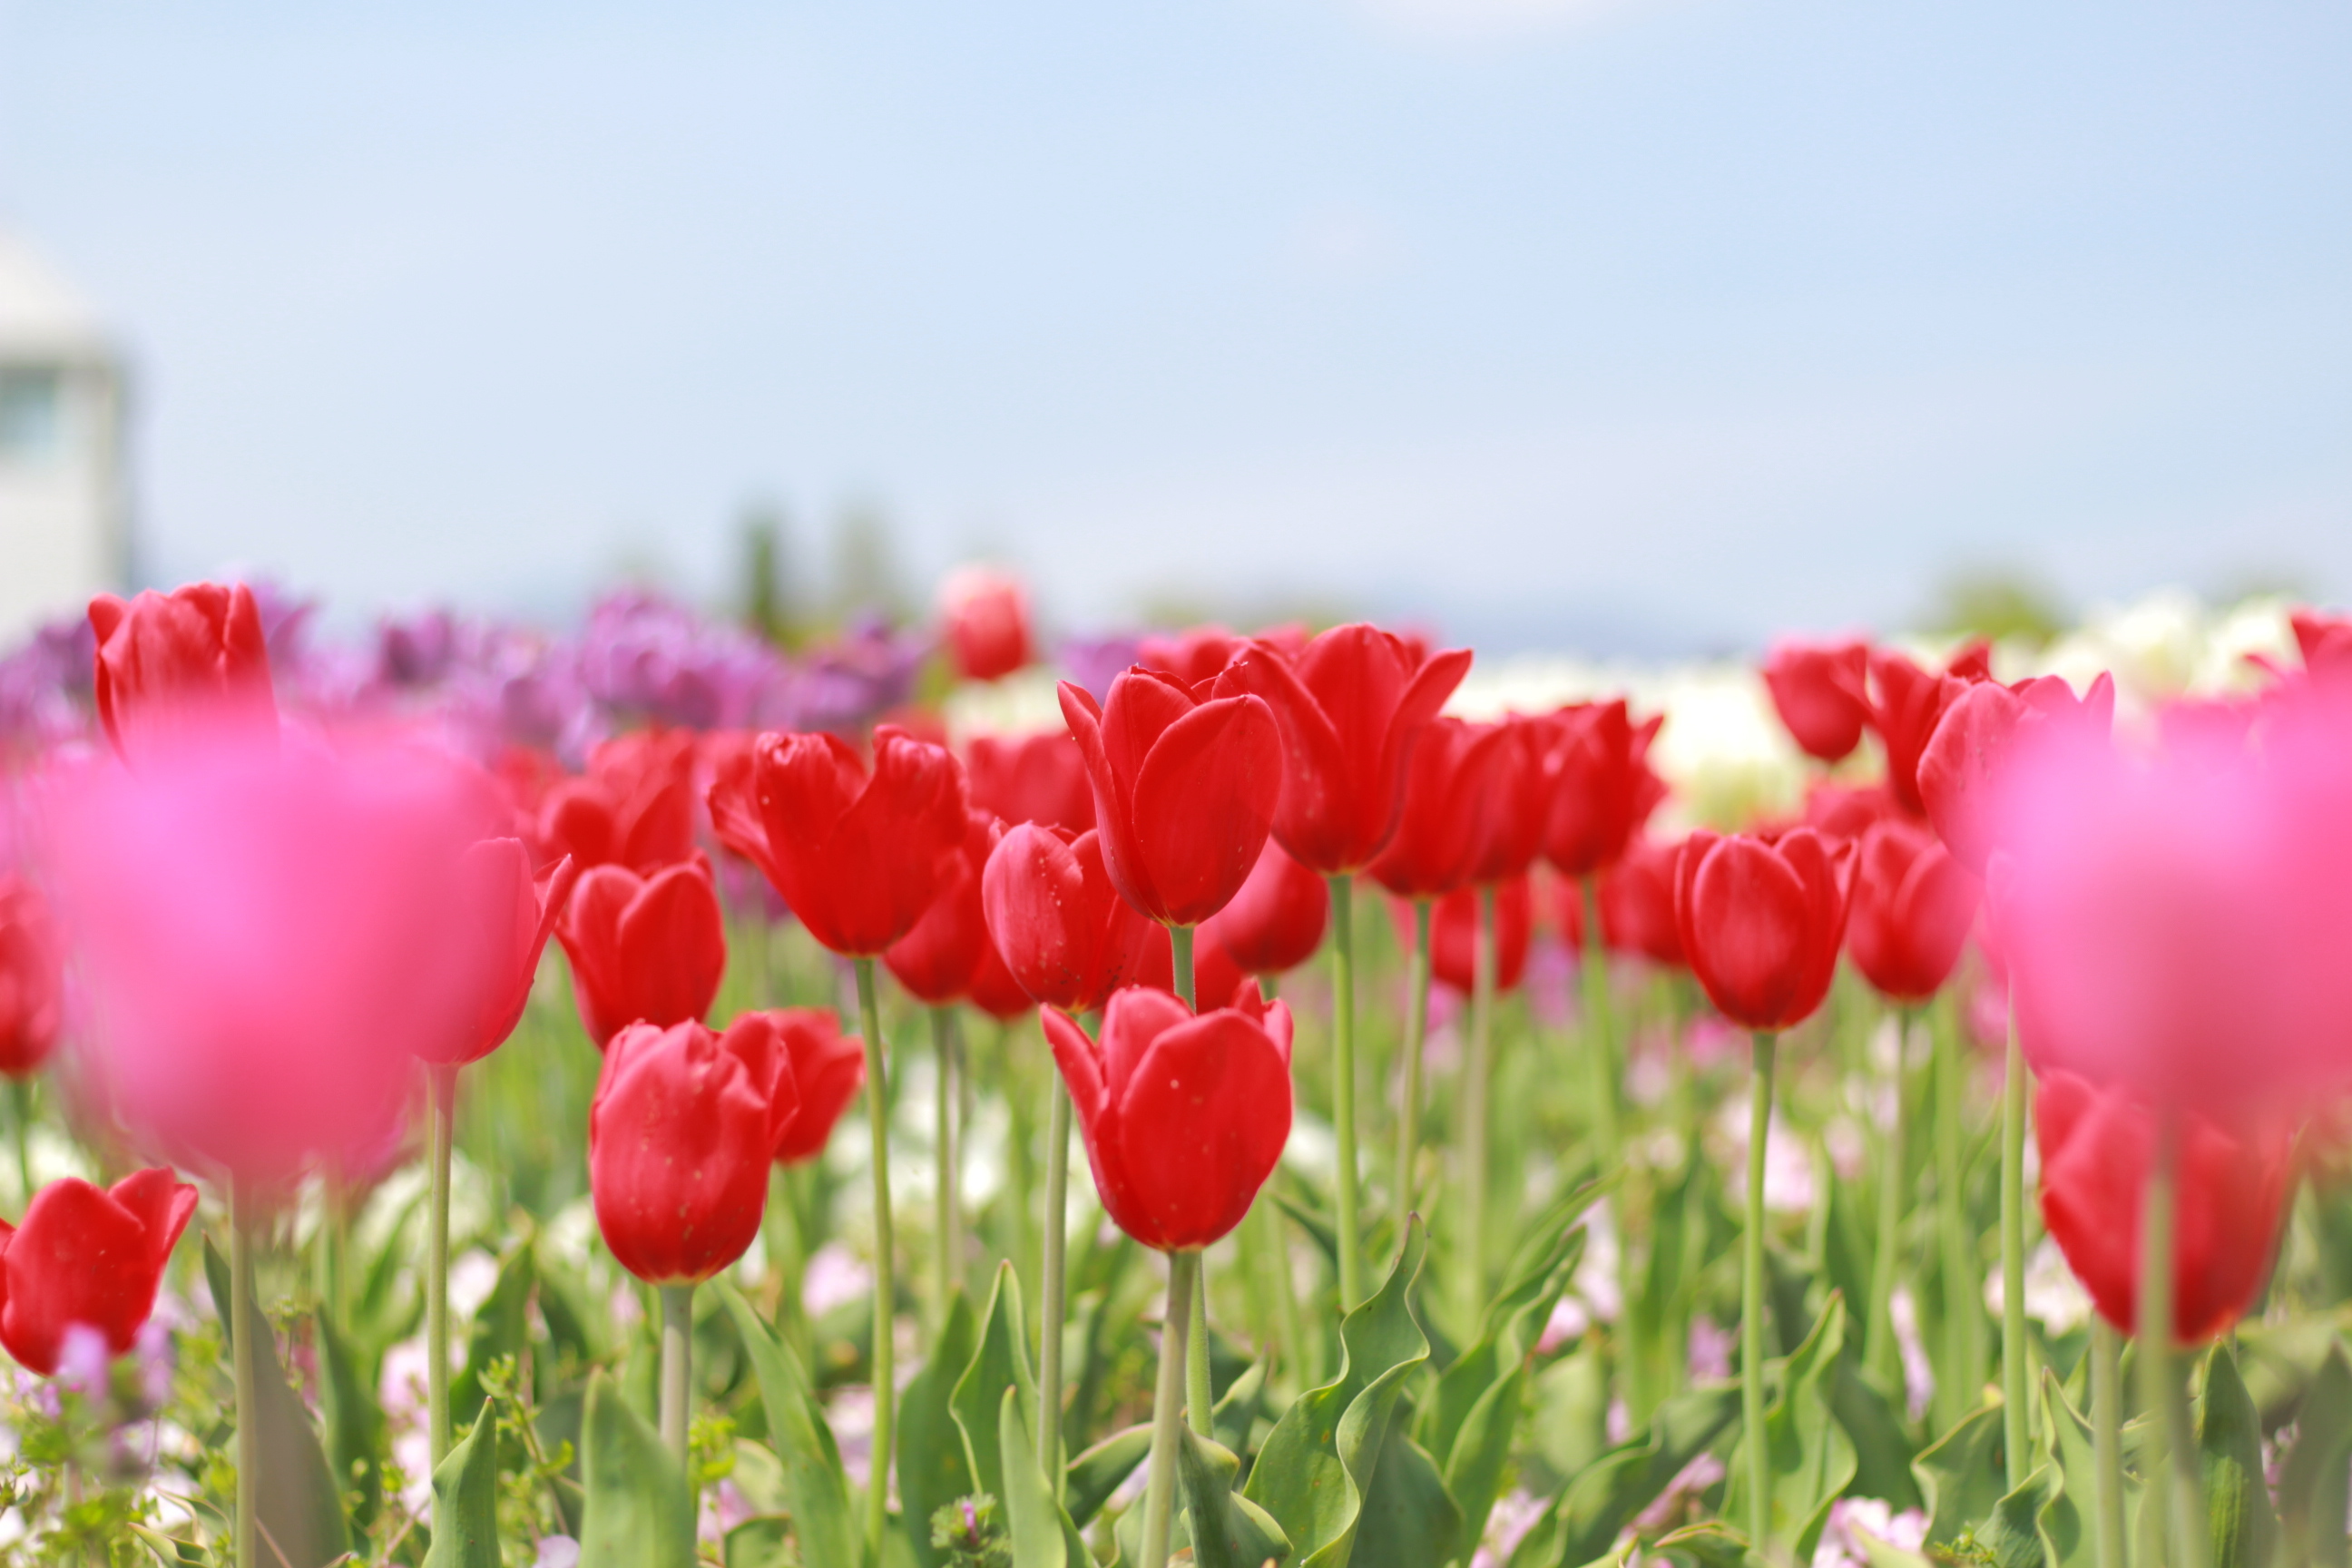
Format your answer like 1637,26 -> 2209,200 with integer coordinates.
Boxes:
554,857 -> 728,1049
1844,820 -> 1977,1004
1674,828 -> 1854,1032
1540,701 -> 1667,877
1200,838 -> 1328,977
0,876 -> 64,1078
937,566 -> 1034,683
0,1169 -> 197,1376
1761,640 -> 1871,763
86,583 -> 277,763
767,1009 -> 867,1166
981,823 -> 1152,1014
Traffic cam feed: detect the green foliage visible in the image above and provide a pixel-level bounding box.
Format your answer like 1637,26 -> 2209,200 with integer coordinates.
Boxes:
933,1493 -> 1014,1568
721,1282 -> 861,1568
422,1414 -> 502,1568
578,1370 -> 695,1568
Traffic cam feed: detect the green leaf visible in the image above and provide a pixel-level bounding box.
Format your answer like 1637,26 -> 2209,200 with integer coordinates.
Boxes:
1916,1406 -> 2008,1552
2277,1342 -> 2352,1568
205,1236 -> 351,1568
2033,1372 -> 2097,1568
1828,1353 -> 1920,1514
1720,1295 -> 1858,1560
2199,1340 -> 2278,1568
1270,1181 -> 1341,1272
451,1245 -> 536,1431
1540,1381 -> 1741,1565
997,1387 -> 1092,1568
1348,1420 -> 1463,1568
1441,1361 -> 1529,1560
315,1306 -> 386,1532
578,1369 -> 695,1568
1213,1359 -> 1269,1458
1242,1216 -> 1441,1568
1177,1417 -> 1293,1568
1651,1521 -> 1765,1568
1972,1463 -> 2061,1568
899,1290 -> 980,1565
1418,1215 -> 1586,1465
422,1414 -> 502,1568
1064,1424 -> 1152,1529
719,1282 -> 861,1568
952,1263 -> 1041,1513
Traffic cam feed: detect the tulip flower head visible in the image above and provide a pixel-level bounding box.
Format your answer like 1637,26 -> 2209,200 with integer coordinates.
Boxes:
1057,670 -> 1281,927
554,855 -> 728,1049
1597,837 -> 1686,967
1987,714 -> 2352,1111
0,1169 -> 197,1375
1213,624 -> 1471,874
981,823 -> 1153,1014
535,729 -> 700,875
1041,985 -> 1293,1251
0,876 -> 64,1077
1863,644 -> 1991,814
1541,701 -> 1667,877
1674,828 -> 1855,1032
937,565 -> 1034,683
46,725 -> 497,1190
2035,1071 -> 2290,1345
965,932 -> 1039,1024
1917,672 -> 2115,877
1844,820 -> 1978,1004
767,1008 -> 867,1166
1468,716 -> 1554,886
1200,837 -> 1328,977
885,811 -> 1001,1005
965,730 -> 1094,832
1366,717 -> 1503,901
1417,875 -> 1532,995
2291,610 -> 2352,683
710,725 -> 968,956
591,1014 -> 798,1284
87,583 -> 277,763
1133,924 -> 1252,1013
1761,640 -> 1871,763
1134,623 -> 1304,688
417,841 -> 578,1066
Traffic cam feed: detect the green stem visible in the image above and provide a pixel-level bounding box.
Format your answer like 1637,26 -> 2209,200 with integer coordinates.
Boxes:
1578,878 -> 1622,1176
1460,883 -> 1495,1326
426,1062 -> 457,1472
2001,1007 -> 2033,1488
660,1282 -> 694,1473
930,1005 -> 959,1339
1170,923 -> 1196,1010
1188,1263 -> 1213,1438
9,1076 -> 32,1202
1139,1250 -> 1200,1568
230,1181 -> 260,1568
2091,1316 -> 2128,1568
1742,1033 -> 1777,1549
2139,1112 -> 2210,1568
1328,875 -> 1362,1309
1038,1063 -> 1075,1494
1933,1004 -> 1980,1434
1866,1009 -> 1912,1387
1393,899 -> 1432,1221
1263,1194 -> 1316,1387
766,1165 -> 810,1376
853,957 -> 897,1563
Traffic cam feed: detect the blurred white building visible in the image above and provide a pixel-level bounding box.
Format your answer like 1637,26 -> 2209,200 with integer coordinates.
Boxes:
0,232 -> 127,642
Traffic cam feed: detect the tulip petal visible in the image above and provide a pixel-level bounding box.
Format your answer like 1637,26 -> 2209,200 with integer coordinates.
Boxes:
1129,694 -> 1282,926
1041,1005 -> 1109,1132
1107,1011 -> 1293,1250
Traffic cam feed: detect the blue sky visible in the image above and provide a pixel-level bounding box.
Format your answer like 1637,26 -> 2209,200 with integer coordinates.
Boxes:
2,0 -> 2347,651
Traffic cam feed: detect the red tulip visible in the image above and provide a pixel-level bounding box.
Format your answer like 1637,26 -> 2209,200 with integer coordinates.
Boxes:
1674,828 -> 1855,1031
767,1008 -> 867,1166
1864,644 -> 1992,815
938,565 -> 1034,682
86,583 -> 276,761
1133,924 -> 1252,1012
980,824 -> 1152,1014
1597,838 -> 1685,966
1200,838 -> 1328,976
555,857 -> 728,1048
536,729 -> 700,876
1468,717 -> 1554,886
2292,610 -> 2352,682
965,731 -> 1094,832
1762,640 -> 1871,763
1136,623 -> 1306,688
885,811 -> 1002,1004
591,1015 -> 797,1284
1414,875 -> 1532,995
1057,671 -> 1282,927
1801,781 -> 1904,844
965,932 -> 1040,1024
1366,718 -> 1508,900
710,726 -> 969,956
1541,701 -> 1668,877
2035,1071 -> 2290,1344
1212,625 -> 1471,874
0,1169 -> 198,1375
1845,820 -> 1978,1004
1041,985 -> 1293,1250
1917,673 -> 2116,877
416,842 -> 579,1066
0,877 -> 64,1077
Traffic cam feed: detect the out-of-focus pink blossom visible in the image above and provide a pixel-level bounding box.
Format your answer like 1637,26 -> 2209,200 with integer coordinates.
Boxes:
1989,708 -> 2352,1110
936,565 -> 1034,682
41,724 -> 501,1191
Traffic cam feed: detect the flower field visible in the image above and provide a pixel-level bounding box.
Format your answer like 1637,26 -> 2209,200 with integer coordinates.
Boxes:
0,575 -> 2348,1568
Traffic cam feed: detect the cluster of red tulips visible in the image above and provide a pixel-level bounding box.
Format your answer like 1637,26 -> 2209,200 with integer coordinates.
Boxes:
3,572 -> 2352,1568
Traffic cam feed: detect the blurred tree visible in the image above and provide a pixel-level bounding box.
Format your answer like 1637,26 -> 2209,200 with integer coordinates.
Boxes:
831,502 -> 912,623
1922,567 -> 2068,648
739,501 -> 799,646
